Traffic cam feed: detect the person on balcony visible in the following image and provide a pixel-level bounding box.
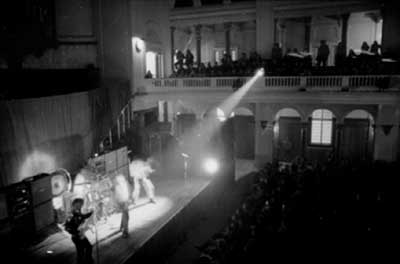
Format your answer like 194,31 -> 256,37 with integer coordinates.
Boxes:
316,40 -> 330,67
271,43 -> 283,64
370,41 -> 381,55
175,50 -> 185,70
185,49 -> 194,68
361,41 -> 370,52
335,42 -> 347,69
145,70 -> 153,79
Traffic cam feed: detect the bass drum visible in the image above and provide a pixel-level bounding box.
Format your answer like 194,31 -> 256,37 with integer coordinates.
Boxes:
51,169 -> 72,196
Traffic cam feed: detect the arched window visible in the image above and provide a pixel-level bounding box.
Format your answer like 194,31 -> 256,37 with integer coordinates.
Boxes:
311,109 -> 333,145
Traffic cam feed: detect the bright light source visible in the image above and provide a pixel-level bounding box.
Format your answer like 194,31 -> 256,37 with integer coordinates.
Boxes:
46,250 -> 53,254
203,158 -> 219,175
181,153 -> 189,158
133,37 -> 145,52
256,68 -> 265,77
216,108 -> 226,122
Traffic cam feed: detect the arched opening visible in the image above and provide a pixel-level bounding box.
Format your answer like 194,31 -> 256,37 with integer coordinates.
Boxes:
341,109 -> 374,162
274,108 -> 302,162
307,109 -> 336,163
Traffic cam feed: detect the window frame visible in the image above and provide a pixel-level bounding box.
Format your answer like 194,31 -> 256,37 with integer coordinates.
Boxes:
309,109 -> 335,147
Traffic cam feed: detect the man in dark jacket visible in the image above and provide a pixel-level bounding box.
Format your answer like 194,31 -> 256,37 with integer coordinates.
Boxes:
65,198 -> 94,264
316,40 -> 329,67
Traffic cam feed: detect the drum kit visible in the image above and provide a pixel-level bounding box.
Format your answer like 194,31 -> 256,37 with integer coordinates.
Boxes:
51,167 -> 118,224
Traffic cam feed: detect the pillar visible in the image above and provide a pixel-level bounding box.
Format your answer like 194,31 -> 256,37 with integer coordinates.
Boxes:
170,26 -> 176,71
382,1 -> 400,57
224,22 -> 232,58
195,24 -> 202,65
341,13 -> 350,51
335,123 -> 344,160
304,17 -> 312,52
254,103 -> 274,168
300,121 -> 309,157
256,0 -> 274,58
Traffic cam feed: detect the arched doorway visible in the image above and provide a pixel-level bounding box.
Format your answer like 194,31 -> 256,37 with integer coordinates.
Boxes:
341,109 -> 374,162
274,108 -> 302,162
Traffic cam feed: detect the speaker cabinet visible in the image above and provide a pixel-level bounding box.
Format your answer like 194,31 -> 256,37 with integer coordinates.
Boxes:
0,192 -> 8,221
28,173 -> 52,207
33,200 -> 54,232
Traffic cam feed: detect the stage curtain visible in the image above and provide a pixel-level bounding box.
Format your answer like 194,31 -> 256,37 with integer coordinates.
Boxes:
0,91 -> 100,187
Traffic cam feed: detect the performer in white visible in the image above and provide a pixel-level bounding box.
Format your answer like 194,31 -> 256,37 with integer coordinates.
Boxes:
129,157 -> 156,204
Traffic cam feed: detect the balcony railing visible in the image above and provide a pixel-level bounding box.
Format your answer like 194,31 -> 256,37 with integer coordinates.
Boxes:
144,75 -> 399,92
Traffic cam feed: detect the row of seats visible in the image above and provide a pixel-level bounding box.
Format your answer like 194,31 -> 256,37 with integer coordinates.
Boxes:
195,159 -> 398,263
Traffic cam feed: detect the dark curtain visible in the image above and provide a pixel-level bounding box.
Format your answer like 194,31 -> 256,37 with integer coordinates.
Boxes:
341,119 -> 371,162
0,89 -> 109,187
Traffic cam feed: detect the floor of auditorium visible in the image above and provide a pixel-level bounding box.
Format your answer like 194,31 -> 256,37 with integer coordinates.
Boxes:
25,175 -> 211,264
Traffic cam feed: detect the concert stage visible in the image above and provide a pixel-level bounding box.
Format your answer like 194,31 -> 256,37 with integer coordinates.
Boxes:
24,175 -> 212,264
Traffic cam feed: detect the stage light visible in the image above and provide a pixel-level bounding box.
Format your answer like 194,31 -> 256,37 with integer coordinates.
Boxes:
216,108 -> 226,122
46,250 -> 53,254
133,37 -> 145,53
181,153 -> 189,158
203,158 -> 219,175
256,68 -> 265,77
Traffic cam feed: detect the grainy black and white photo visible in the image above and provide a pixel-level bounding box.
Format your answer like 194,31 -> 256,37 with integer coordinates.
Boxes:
0,0 -> 399,263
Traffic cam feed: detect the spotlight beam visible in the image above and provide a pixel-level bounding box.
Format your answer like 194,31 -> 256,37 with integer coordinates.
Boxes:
169,69 -> 265,172
219,68 -> 264,118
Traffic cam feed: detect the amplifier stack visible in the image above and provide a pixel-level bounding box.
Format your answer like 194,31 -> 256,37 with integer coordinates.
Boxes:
0,173 -> 55,238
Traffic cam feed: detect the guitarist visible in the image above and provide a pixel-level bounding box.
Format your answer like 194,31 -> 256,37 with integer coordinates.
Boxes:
65,198 -> 94,264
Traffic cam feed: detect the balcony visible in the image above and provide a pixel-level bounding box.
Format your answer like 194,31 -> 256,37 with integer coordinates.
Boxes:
143,75 -> 400,93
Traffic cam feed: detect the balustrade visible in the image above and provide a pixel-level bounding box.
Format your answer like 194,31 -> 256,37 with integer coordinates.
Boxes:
145,75 -> 398,91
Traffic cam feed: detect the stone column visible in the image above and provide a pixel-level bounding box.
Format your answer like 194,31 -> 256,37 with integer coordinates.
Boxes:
170,26 -> 176,71
195,24 -> 202,66
300,121 -> 309,157
341,14 -> 350,51
304,17 -> 312,51
224,22 -> 232,57
382,2 -> 400,57
335,123 -> 344,160
254,103 -> 274,167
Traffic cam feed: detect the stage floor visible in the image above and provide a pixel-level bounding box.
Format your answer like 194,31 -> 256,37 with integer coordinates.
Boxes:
25,176 -> 211,264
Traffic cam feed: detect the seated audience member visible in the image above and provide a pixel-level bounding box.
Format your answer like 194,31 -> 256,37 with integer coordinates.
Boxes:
361,41 -> 370,52
175,50 -> 185,69
145,70 -> 153,79
185,49 -> 194,68
370,41 -> 380,55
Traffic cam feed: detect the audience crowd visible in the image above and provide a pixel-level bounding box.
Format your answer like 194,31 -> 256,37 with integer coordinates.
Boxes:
195,158 -> 398,263
168,40 -> 398,79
